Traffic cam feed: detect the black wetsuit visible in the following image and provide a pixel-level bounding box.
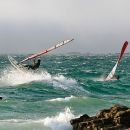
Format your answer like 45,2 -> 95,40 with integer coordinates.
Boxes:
24,60 -> 41,70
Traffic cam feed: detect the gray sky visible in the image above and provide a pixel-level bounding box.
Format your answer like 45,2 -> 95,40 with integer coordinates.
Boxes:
0,0 -> 130,54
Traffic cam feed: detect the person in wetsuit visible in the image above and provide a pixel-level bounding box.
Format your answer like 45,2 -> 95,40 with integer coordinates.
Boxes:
112,75 -> 120,80
24,59 -> 41,70
105,75 -> 120,81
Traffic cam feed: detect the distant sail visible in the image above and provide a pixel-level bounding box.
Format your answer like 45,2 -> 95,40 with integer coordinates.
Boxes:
118,41 -> 128,62
20,39 -> 74,63
105,41 -> 128,81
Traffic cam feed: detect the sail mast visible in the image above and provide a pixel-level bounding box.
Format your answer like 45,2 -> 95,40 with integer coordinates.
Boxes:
20,39 -> 74,63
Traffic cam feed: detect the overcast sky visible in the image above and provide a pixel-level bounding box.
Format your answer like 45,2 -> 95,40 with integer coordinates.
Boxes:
0,0 -> 130,54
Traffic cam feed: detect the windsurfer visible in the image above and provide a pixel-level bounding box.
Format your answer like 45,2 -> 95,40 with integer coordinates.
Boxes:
105,41 -> 128,81
24,59 -> 41,70
112,75 -> 120,80
105,75 -> 120,81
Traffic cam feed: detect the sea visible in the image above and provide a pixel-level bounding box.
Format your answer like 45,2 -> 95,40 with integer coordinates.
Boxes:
0,54 -> 129,130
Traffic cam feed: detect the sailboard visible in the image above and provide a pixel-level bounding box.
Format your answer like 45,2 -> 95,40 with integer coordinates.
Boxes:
105,41 -> 128,81
20,39 -> 74,63
8,56 -> 27,72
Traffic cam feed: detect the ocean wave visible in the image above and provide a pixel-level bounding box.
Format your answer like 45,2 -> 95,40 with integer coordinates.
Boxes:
51,75 -> 77,90
0,67 -> 90,97
42,107 -> 74,130
0,67 -> 50,86
46,95 -> 87,102
0,67 -> 77,89
0,107 -> 75,130
46,95 -> 76,102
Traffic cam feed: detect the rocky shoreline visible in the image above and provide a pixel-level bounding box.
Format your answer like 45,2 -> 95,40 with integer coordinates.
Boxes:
70,104 -> 130,130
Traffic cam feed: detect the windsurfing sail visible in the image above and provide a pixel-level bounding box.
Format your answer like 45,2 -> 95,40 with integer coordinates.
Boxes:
20,39 -> 74,63
105,41 -> 128,81
8,56 -> 27,72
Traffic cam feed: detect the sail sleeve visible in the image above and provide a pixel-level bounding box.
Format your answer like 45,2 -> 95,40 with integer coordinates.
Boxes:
20,39 -> 74,63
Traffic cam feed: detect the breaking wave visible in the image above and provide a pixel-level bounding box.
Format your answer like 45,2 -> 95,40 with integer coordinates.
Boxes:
0,107 -> 75,130
0,67 -> 78,89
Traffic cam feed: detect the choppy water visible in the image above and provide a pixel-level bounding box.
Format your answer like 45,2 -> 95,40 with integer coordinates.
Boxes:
0,54 -> 130,130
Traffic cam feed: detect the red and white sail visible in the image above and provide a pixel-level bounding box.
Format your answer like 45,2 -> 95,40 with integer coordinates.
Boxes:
20,39 -> 74,63
105,41 -> 128,81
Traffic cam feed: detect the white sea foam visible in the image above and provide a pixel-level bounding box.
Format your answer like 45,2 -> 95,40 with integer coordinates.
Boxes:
93,78 -> 105,82
0,67 -> 78,89
46,95 -> 76,102
0,107 -> 75,130
41,107 -> 74,130
46,95 -> 87,102
51,75 -> 77,90
0,67 -> 89,95
0,67 -> 50,86
92,75 -> 106,82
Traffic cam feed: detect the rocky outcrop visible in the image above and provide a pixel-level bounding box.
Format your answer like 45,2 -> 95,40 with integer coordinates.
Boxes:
70,104 -> 130,130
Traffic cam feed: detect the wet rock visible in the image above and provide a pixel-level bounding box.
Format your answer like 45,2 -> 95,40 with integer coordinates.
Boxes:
70,104 -> 130,130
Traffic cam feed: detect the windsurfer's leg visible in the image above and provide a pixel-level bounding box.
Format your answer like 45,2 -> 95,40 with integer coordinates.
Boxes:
24,65 -> 32,69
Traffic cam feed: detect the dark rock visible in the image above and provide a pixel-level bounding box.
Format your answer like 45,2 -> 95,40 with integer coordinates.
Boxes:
70,114 -> 90,130
70,114 -> 90,125
96,109 -> 110,119
70,104 -> 130,130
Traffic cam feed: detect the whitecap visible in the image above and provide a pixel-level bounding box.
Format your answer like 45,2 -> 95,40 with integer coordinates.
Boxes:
0,107 -> 75,130
46,95 -> 75,102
